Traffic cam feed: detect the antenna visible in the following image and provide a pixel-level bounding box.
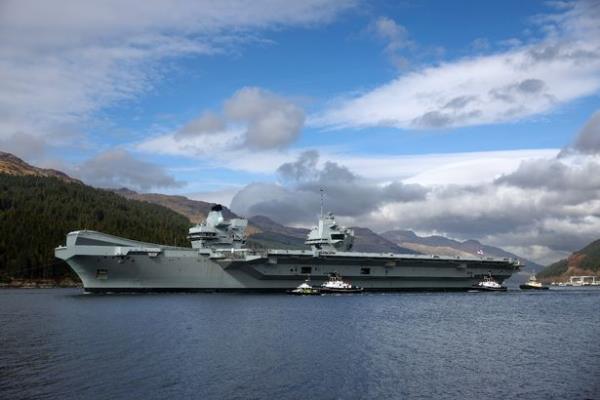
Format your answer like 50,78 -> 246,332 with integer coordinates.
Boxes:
320,187 -> 324,218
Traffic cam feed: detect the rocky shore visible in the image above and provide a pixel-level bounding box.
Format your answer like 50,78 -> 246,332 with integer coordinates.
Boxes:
0,278 -> 82,289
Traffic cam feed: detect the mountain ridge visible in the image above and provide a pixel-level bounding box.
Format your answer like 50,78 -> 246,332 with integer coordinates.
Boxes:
1,150 -> 543,271
382,229 -> 543,274
0,151 -> 82,184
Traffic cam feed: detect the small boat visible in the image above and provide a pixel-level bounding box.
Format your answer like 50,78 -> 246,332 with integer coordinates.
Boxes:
320,273 -> 363,294
472,275 -> 507,292
520,275 -> 549,290
287,280 -> 321,295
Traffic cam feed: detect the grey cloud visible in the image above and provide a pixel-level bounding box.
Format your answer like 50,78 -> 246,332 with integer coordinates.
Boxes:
75,149 -> 183,191
495,158 -> 600,192
229,182 -> 317,225
231,150 -> 428,225
566,110 -> 600,155
443,96 -> 477,110
384,178 -> 600,261
406,78 -> 550,129
517,79 -> 545,93
382,181 -> 429,202
232,147 -> 600,265
490,78 -> 546,102
526,42 -> 600,65
412,111 -> 452,128
412,110 -> 482,129
277,150 -> 319,182
225,87 -> 305,150
175,112 -> 226,140
527,44 -> 562,62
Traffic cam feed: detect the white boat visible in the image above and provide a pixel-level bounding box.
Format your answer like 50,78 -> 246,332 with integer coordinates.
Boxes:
320,273 -> 363,293
520,275 -> 549,290
473,275 -> 507,292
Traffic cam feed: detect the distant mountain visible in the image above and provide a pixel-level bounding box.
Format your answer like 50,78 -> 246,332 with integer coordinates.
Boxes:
537,239 -> 600,280
351,227 -> 418,254
0,151 -> 81,184
112,188 -> 239,224
246,215 -> 418,253
0,150 -> 541,285
246,215 -> 308,249
382,229 -> 543,273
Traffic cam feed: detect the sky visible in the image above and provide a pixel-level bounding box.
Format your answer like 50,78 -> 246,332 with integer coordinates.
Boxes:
1,0 -> 599,264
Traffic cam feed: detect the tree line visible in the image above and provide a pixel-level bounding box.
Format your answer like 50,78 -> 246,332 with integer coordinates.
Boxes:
0,174 -> 190,282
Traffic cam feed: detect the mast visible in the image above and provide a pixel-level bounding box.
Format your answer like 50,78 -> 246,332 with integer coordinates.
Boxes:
319,187 -> 324,219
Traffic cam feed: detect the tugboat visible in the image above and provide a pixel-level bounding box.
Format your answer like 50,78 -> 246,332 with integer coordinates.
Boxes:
472,274 -> 507,292
320,273 -> 363,294
520,275 -> 549,290
288,280 -> 321,296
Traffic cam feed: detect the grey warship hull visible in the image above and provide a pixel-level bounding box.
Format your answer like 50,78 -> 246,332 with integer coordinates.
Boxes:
55,230 -> 520,292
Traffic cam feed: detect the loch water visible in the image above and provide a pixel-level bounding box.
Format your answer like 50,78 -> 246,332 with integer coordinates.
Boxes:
1,288 -> 599,400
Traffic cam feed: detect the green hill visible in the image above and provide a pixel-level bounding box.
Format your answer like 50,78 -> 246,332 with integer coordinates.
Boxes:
0,174 -> 190,282
537,239 -> 600,280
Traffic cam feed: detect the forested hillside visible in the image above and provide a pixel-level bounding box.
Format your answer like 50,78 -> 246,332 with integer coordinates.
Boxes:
0,174 -> 190,282
537,239 -> 600,280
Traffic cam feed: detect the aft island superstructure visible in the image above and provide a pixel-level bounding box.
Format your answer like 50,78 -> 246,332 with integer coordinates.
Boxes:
55,205 -> 520,292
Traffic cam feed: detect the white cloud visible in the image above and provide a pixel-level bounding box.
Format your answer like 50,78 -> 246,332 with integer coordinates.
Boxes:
140,128 -> 246,157
224,87 -> 305,149
315,1 -> 600,130
0,0 -> 353,144
138,86 -> 306,167
337,149 -> 558,184
562,109 -> 600,155
223,110 -> 600,265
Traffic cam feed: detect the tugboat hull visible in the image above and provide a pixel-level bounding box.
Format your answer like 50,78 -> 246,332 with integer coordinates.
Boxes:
519,285 -> 549,290
471,286 -> 507,292
320,288 -> 364,294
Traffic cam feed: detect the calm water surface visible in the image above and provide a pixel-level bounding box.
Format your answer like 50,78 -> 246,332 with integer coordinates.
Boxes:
1,289 -> 599,400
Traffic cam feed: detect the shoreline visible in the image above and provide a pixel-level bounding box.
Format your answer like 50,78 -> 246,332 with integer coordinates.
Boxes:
0,279 -> 82,289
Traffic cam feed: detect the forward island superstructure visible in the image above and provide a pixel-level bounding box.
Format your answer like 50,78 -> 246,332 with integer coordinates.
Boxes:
55,205 -> 521,292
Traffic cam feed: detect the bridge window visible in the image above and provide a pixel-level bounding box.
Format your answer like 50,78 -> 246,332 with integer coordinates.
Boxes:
301,267 -> 312,274
360,268 -> 371,275
331,234 -> 345,240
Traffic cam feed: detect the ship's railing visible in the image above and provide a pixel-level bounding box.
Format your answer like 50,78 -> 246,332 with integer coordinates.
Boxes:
210,247 -> 268,259
207,246 -> 520,265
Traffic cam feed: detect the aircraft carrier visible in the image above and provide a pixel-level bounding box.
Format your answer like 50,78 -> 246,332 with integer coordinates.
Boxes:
55,205 -> 521,292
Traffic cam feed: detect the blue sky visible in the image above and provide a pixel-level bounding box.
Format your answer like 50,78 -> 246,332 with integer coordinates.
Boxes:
1,0 -> 599,263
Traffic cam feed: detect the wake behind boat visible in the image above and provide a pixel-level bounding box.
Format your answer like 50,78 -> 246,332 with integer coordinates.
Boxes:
288,280 -> 321,295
